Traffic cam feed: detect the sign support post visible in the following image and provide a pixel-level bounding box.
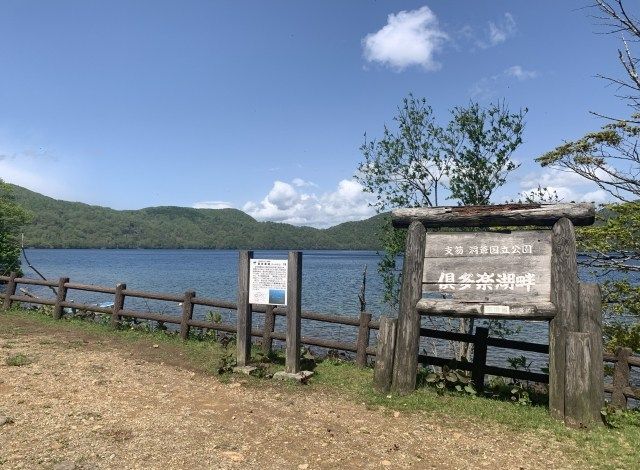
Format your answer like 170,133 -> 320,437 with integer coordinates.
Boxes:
236,250 -> 253,367
285,251 -> 302,374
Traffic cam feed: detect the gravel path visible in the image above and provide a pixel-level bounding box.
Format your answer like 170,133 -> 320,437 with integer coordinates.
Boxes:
0,318 -> 580,469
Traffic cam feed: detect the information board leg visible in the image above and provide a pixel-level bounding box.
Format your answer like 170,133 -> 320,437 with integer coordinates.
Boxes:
237,250 -> 253,367
285,251 -> 302,374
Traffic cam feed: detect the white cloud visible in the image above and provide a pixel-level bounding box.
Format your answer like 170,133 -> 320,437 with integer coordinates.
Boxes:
516,168 -> 616,204
291,177 -> 317,188
243,179 -> 375,228
470,64 -> 538,99
362,6 -> 448,71
478,12 -> 516,48
505,65 -> 537,81
192,201 -> 234,209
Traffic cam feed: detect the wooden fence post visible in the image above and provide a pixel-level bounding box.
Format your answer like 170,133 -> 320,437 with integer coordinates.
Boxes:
285,251 -> 302,374
237,250 -> 253,367
356,311 -> 372,367
180,290 -> 196,340
262,305 -> 275,355
565,332 -> 599,428
2,272 -> 17,310
392,221 -> 426,395
472,327 -> 489,393
374,316 -> 397,393
111,283 -> 126,327
53,277 -> 69,320
549,217 -> 579,420
611,347 -> 632,409
577,282 -> 604,424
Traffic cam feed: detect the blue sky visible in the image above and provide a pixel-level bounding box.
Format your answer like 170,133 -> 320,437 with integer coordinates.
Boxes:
0,1 -> 631,227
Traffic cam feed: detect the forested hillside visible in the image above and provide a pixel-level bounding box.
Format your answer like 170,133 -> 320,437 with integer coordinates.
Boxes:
11,185 -> 386,250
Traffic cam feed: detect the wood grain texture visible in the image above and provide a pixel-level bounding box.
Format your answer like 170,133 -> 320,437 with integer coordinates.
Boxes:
2,272 -> 17,310
179,290 -> 196,340
356,311 -> 372,367
236,250 -> 253,367
611,347 -> 632,408
549,217 -> 580,420
285,251 -> 302,373
416,298 -> 556,319
578,283 -> 604,419
424,231 -> 552,258
374,316 -> 397,394
392,221 -> 426,395
565,332 -> 600,428
53,277 -> 70,320
111,283 -> 126,327
392,203 -> 595,228
262,305 -> 275,355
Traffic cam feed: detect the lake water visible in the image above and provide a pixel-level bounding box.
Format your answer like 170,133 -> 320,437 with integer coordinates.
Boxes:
14,249 -> 638,374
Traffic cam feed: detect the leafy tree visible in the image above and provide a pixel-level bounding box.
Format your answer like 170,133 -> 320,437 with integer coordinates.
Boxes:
536,0 -> 640,351
0,179 -> 31,276
443,102 -> 527,205
357,95 -> 526,361
357,94 -> 449,210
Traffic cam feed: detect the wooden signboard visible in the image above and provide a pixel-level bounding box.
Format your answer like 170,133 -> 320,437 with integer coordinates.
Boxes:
418,229 -> 558,318
423,231 -> 551,305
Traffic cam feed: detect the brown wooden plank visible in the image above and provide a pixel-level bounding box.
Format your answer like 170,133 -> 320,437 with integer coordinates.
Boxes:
8,295 -> 56,306
14,277 -> 58,287
373,317 -> 396,393
392,221 -> 426,395
578,283 -> 604,422
179,290 -> 196,340
611,347 -> 632,409
565,332 -> 601,428
356,311 -> 372,367
121,289 -> 183,302
262,305 -> 275,355
549,217 -> 580,421
392,203 -> 595,228
64,282 -> 116,294
2,272 -> 17,309
111,283 -> 126,327
236,250 -> 253,367
285,251 -> 303,373
53,277 -> 70,320
416,298 -> 556,319
424,231 -> 552,258
59,301 -> 113,314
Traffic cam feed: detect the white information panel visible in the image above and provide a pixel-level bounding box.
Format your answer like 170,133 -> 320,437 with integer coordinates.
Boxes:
249,259 -> 288,305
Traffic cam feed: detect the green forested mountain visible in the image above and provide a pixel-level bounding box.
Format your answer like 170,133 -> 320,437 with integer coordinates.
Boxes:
10,185 -> 386,250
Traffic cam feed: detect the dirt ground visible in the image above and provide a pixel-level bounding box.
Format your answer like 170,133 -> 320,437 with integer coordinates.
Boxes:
0,315 -> 580,469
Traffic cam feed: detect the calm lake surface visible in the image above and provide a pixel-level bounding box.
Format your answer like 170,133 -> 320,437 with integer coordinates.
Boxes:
16,249 -> 637,372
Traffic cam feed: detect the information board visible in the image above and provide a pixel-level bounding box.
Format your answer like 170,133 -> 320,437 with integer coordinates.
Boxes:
249,259 -> 288,305
423,231 -> 552,303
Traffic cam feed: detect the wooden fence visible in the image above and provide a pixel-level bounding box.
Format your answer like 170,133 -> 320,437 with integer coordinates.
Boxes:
604,348 -> 640,409
1,272 -> 638,407
0,273 -> 378,367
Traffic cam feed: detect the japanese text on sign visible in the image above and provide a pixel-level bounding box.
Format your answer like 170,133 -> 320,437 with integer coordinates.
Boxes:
443,244 -> 533,256
437,272 -> 536,292
249,259 -> 288,306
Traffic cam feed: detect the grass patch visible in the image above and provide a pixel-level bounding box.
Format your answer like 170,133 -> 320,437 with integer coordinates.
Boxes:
5,353 -> 33,367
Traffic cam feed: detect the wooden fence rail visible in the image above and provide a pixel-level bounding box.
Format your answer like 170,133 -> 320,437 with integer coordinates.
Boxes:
0,274 -> 377,367
1,273 -> 638,407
